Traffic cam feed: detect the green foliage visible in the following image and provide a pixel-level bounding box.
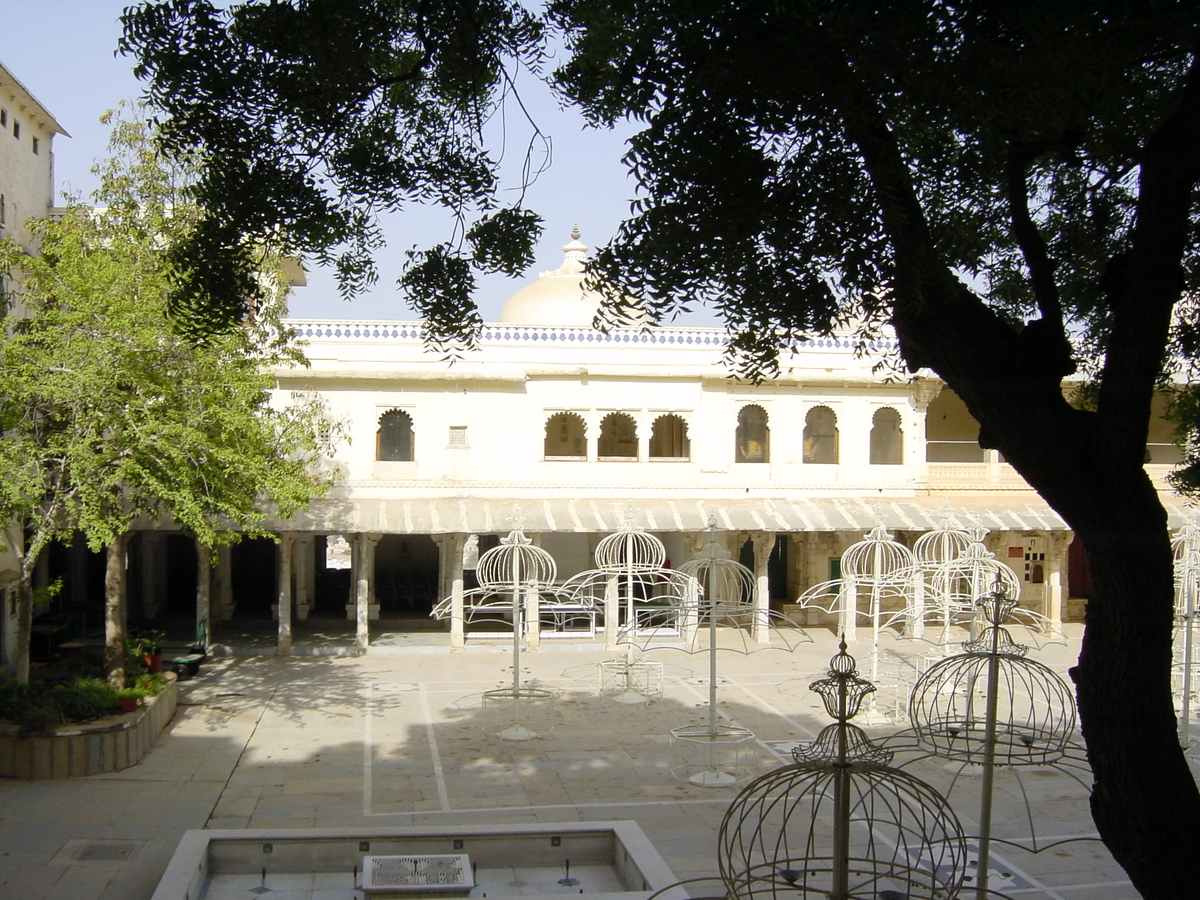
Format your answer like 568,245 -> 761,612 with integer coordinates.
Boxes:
551,1 -> 1198,378
135,673 -> 168,696
0,108 -> 342,569
0,669 -> 123,727
120,0 -> 546,340
128,629 -> 167,656
43,678 -> 120,723
0,672 -> 29,723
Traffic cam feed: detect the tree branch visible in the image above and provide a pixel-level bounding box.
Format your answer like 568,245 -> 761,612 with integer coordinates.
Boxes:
1005,150 -> 1064,330
1097,48 -> 1200,463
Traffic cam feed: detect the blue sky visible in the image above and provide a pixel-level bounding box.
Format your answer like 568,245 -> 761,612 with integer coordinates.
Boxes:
0,1 -> 718,324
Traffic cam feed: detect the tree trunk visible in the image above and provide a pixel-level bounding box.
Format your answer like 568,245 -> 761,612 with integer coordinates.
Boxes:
941,375 -> 1200,898
1070,498 -> 1198,899
14,577 -> 32,683
104,534 -> 128,689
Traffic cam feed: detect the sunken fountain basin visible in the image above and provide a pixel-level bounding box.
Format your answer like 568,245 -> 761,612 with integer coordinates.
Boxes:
152,822 -> 678,900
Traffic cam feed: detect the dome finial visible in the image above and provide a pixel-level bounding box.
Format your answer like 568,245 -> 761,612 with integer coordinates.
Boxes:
571,224 -> 581,240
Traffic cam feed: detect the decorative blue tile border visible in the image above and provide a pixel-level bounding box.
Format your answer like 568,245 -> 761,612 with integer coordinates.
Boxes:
286,319 -> 894,353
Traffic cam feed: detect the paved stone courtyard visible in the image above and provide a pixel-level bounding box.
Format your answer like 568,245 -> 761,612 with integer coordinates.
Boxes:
0,626 -> 1171,899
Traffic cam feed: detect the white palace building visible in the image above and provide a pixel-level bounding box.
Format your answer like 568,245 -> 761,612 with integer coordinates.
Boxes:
144,228 -> 1177,655
0,56 -> 1188,662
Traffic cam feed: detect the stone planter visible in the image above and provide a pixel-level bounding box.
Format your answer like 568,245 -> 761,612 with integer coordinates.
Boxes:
0,673 -> 177,779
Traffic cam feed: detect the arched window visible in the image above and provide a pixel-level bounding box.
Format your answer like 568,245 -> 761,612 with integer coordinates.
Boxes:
649,414 -> 690,459
803,406 -> 838,464
544,412 -> 587,458
735,405 -> 769,463
869,407 -> 903,465
598,412 -> 638,458
377,409 -> 414,461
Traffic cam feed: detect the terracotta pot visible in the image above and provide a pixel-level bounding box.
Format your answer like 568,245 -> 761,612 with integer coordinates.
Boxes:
119,697 -> 138,713
144,653 -> 163,674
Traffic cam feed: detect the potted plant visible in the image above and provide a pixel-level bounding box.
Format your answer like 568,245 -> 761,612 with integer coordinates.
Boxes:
116,687 -> 146,713
131,629 -> 167,674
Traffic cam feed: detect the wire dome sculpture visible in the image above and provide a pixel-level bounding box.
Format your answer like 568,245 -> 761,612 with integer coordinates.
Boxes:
913,511 -> 976,569
719,643 -> 968,900
930,539 -> 1023,640
909,589 -> 1077,766
1172,521 -> 1200,747
838,526 -> 917,641
561,507 -> 700,703
661,519 -> 811,786
476,532 -> 558,589
594,524 -> 668,572
431,513 -> 564,741
907,587 -> 1078,898
910,512 -> 975,642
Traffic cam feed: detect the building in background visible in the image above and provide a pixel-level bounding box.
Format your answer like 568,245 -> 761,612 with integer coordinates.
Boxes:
121,230 -> 1176,653
0,61 -> 66,668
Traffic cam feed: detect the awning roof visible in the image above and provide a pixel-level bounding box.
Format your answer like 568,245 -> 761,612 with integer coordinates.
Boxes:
268,492 -> 1174,535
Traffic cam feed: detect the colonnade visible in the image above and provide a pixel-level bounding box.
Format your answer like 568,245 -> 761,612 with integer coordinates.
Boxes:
126,526 -> 1074,656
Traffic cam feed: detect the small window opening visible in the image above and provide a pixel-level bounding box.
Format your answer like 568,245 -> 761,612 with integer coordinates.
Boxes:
31,136 -> 38,155
448,426 -> 467,448
598,412 -> 638,458
803,406 -> 839,464
376,409 -> 414,461
869,407 -> 903,465
12,120 -> 19,139
544,412 -> 586,458
649,413 -> 690,459
735,405 -> 769,463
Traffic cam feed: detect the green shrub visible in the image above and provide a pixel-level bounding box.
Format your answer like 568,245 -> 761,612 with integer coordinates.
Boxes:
116,687 -> 147,705
29,653 -> 105,688
43,677 -> 120,722
0,673 -> 30,723
135,673 -> 168,696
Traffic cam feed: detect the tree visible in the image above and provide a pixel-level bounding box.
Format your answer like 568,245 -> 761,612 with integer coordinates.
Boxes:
0,110 -> 339,686
119,1 -> 1200,894
120,0 -> 547,350
549,3 -> 1200,895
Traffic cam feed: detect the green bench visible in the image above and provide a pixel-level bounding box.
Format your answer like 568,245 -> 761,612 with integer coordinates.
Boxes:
162,618 -> 208,679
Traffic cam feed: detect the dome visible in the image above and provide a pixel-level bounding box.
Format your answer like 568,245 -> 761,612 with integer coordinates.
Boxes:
498,228 -> 605,326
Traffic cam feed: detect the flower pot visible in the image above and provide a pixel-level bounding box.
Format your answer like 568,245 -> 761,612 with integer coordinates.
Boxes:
119,696 -> 139,713
144,653 -> 163,674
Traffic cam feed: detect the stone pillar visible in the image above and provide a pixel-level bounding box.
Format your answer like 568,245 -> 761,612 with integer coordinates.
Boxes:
604,574 -> 620,650
195,539 -> 211,638
276,533 -> 294,655
911,378 -> 942,470
451,536 -> 467,650
1045,531 -> 1072,633
215,545 -> 233,621
354,533 -> 380,655
434,534 -> 467,648
295,534 -> 313,621
753,533 -> 774,644
141,533 -> 164,619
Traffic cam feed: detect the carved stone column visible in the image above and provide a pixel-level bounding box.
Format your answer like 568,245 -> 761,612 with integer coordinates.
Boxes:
753,533 -> 774,644
295,534 -> 314,621
1045,531 -> 1073,633
215,545 -> 234,621
277,533 -> 295,655
354,533 -> 381,655
433,534 -> 467,649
